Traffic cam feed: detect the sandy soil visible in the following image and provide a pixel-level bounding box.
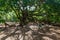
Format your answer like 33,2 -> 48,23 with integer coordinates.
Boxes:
0,23 -> 60,40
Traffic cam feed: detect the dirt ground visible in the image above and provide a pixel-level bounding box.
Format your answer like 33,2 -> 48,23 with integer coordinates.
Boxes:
0,23 -> 60,40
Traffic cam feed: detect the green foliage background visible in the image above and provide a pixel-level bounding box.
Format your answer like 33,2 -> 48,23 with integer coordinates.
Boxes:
0,0 -> 60,23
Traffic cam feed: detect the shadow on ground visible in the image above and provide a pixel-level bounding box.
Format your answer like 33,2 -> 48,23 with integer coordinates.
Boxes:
0,23 -> 60,40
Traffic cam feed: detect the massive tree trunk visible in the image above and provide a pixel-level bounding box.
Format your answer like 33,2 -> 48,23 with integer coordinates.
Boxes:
20,9 -> 28,27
